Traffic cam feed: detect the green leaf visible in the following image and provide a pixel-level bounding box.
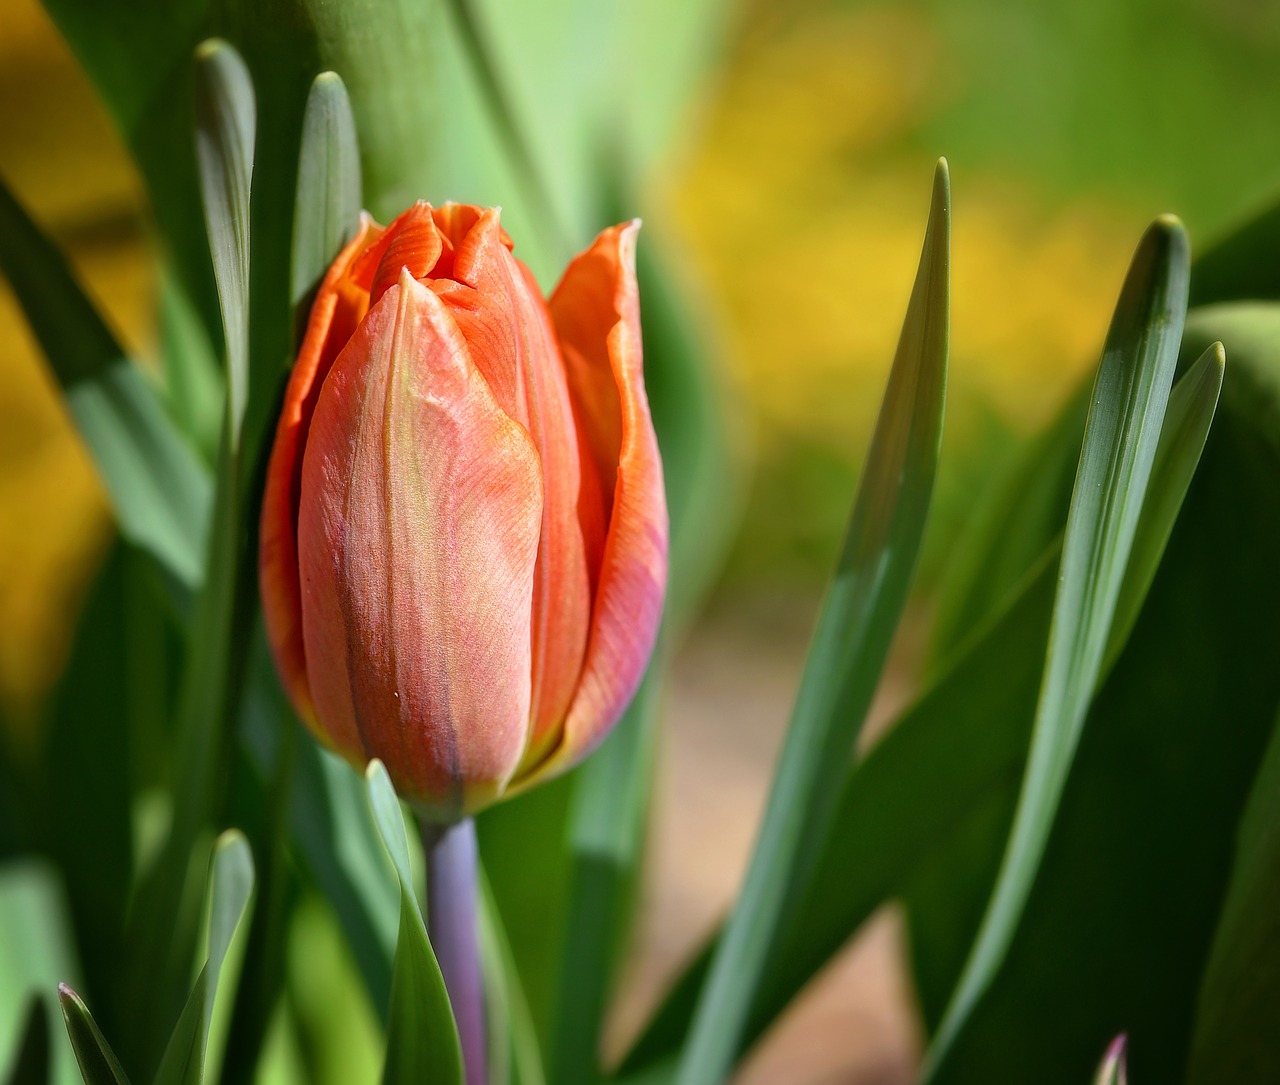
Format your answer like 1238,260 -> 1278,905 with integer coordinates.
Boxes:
619,325 -> 1222,1080
291,71 -> 362,313
0,177 -> 211,589
672,159 -> 950,1085
58,988 -> 131,1085
1187,711 -> 1280,1083
194,38 -> 254,448
364,763 -> 464,1085
922,215 -> 1189,1079
152,831 -> 256,1085
1103,340 -> 1223,668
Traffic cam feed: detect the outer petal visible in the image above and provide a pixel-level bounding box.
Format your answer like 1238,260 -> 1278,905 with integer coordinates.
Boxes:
521,221 -> 668,785
433,209 -> 592,770
297,270 -> 543,818
259,214 -> 382,746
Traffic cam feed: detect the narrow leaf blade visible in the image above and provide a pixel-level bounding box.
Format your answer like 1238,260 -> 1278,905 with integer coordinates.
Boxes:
922,216 -> 1190,1078
57,987 -> 131,1085
674,159 -> 950,1085
291,71 -> 362,312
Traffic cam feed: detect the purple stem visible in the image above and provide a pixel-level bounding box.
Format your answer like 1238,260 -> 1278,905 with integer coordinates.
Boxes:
421,816 -> 487,1085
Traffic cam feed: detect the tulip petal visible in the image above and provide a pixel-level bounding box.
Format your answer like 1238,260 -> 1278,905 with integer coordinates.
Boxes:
369,201 -> 444,306
297,270 -> 543,817
526,221 -> 668,783
260,214 -> 382,744
433,209 -> 592,770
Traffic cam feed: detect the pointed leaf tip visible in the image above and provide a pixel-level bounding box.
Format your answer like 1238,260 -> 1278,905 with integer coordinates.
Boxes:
1093,1033 -> 1129,1085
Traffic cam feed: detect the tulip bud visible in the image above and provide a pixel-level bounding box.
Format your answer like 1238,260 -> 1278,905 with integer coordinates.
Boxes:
260,202 -> 667,819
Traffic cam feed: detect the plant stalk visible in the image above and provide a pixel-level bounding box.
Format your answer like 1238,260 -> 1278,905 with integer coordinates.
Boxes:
421,816 -> 488,1085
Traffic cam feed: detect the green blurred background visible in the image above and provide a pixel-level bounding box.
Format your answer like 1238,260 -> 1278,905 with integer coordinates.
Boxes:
7,0 -> 1280,720
3,1 -> 1280,1078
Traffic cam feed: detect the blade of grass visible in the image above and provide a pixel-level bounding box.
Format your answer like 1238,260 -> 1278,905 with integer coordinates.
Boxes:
365,763 -> 464,1085
921,215 -> 1190,1079
290,71 -> 362,314
672,159 -> 950,1085
0,177 -> 210,591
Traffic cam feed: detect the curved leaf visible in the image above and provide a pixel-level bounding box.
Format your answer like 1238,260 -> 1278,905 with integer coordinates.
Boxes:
922,215 -> 1189,1079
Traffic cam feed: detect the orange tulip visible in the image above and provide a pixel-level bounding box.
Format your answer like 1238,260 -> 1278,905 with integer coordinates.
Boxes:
260,202 -> 667,819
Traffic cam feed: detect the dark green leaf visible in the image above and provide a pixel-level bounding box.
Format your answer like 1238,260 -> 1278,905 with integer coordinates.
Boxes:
620,326 -> 1222,1079
58,987 -> 130,1085
674,160 -> 950,1085
364,763 -> 463,1085
291,71 -> 362,312
0,179 -> 210,589
906,312 -> 1280,1085
1187,711 -> 1280,1083
922,216 -> 1189,1079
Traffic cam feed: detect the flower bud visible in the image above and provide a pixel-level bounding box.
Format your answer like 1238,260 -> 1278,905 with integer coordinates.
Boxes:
260,203 -> 667,819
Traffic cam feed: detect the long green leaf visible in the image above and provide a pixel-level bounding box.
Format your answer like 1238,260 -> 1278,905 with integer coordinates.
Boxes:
58,988 -> 131,1085
0,178 -> 210,589
921,216 -> 1189,1078
672,159 -> 950,1085
619,331 -> 1223,1080
291,71 -> 362,312
194,38 -> 254,448
1103,340 -> 1223,668
1187,710 -> 1280,1083
152,832 -> 255,1085
365,763 -> 464,1085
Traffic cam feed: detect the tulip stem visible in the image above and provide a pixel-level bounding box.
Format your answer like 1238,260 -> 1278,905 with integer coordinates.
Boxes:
421,815 -> 488,1085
